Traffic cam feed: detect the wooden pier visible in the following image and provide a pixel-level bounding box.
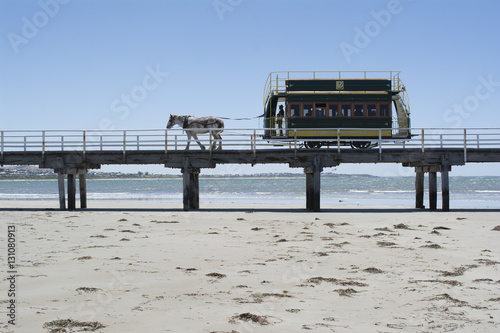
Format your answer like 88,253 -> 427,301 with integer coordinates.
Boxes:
1,128 -> 500,211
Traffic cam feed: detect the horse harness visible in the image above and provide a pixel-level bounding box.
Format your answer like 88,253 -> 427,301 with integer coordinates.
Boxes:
181,116 -> 221,129
182,116 -> 190,129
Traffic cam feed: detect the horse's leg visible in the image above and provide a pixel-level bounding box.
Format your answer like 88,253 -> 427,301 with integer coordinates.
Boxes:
185,133 -> 191,150
210,132 -> 217,150
192,133 -> 206,150
215,132 -> 223,150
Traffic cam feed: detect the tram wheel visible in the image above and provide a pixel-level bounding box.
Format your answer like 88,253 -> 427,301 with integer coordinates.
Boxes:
350,141 -> 372,149
305,141 -> 322,149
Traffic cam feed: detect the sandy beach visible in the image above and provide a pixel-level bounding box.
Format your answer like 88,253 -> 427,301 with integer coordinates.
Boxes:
1,201 -> 500,332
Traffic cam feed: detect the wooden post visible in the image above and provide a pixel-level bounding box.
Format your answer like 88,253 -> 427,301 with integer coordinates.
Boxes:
67,173 -> 76,210
415,168 -> 424,209
441,166 -> 450,212
182,158 -> 200,211
429,171 -> 437,211
305,168 -> 314,210
79,173 -> 87,209
58,173 -> 66,210
304,156 -> 322,212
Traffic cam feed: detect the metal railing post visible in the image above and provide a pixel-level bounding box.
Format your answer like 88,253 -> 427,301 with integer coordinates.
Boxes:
464,128 -> 467,163
136,135 -> 140,151
82,131 -> 86,157
209,129 -> 213,151
123,130 -> 127,158
477,134 -> 480,149
337,129 -> 341,154
294,129 -> 297,158
24,137 -> 27,152
61,135 -> 64,152
253,130 -> 256,154
165,129 -> 168,156
378,129 -> 382,161
100,136 -> 103,151
42,131 -> 46,158
421,129 -> 424,154
0,131 -> 3,160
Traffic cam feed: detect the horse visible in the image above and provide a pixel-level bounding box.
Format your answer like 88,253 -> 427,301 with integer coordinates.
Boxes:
166,114 -> 224,150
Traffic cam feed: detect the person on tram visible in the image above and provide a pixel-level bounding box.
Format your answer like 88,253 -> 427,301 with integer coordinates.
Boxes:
277,104 -> 285,136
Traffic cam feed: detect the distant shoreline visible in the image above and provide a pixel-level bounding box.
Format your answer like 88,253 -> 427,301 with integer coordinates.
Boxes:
0,171 -> 378,181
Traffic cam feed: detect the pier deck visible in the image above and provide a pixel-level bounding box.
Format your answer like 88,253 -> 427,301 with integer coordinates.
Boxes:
1,128 -> 500,211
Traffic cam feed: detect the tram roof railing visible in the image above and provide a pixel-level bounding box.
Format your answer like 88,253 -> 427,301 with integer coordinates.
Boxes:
263,71 -> 403,108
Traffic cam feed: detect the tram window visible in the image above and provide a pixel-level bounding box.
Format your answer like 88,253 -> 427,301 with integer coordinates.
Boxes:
290,104 -> 301,117
354,104 -> 364,117
341,104 -> 351,117
380,104 -> 390,117
315,103 -> 326,118
304,104 -> 313,117
328,104 -> 338,117
367,104 -> 377,117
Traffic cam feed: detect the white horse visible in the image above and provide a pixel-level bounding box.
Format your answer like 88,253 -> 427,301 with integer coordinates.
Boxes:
166,114 -> 224,150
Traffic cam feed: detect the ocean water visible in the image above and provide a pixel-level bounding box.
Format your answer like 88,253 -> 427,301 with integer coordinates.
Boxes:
0,176 -> 499,208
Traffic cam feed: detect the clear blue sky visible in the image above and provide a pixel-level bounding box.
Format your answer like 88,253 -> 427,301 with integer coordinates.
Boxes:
1,0 -> 500,176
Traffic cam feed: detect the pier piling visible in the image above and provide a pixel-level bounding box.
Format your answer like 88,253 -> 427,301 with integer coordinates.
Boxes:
182,158 -> 200,211
304,156 -> 322,212
429,171 -> 437,211
54,168 -> 89,210
58,173 -> 66,210
67,173 -> 76,210
415,170 -> 425,209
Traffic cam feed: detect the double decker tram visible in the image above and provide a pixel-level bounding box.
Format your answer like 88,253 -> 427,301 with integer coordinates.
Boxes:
263,71 -> 411,148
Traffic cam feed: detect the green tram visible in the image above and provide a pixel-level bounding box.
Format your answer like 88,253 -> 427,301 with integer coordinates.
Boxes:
263,71 -> 411,148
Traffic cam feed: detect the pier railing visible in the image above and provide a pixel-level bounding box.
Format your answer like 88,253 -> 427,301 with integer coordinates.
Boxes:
1,128 -> 500,158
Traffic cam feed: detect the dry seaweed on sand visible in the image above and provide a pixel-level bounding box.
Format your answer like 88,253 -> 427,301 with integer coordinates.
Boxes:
393,223 -> 410,229
151,220 -> 179,223
75,287 -> 101,293
421,243 -> 443,249
206,272 -> 226,279
377,241 -> 397,247
334,288 -> 359,297
409,279 -> 461,287
434,226 -> 451,230
427,293 -> 468,306
43,319 -> 105,332
307,277 -> 339,284
75,256 -> 92,261
363,267 -> 384,274
230,312 -> 269,325
492,225 -> 500,231
374,227 -> 392,232
441,265 -> 477,277
251,292 -> 292,302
